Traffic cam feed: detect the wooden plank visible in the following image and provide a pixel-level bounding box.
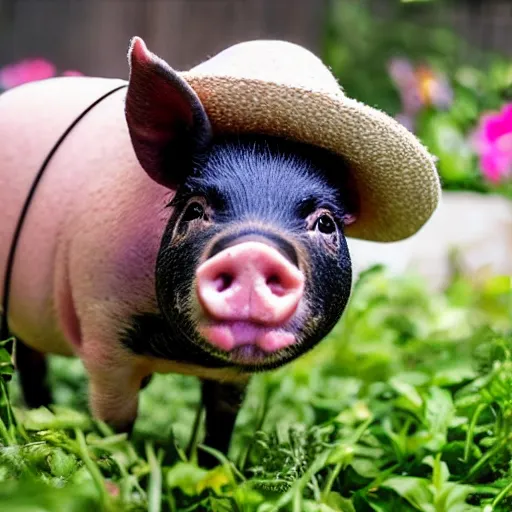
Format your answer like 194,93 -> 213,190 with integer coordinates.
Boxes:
0,0 -> 79,68
75,0 -> 146,78
148,0 -> 325,70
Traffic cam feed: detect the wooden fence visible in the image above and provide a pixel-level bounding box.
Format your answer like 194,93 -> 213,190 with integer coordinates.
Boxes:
1,0 -> 512,80
0,0 -> 326,77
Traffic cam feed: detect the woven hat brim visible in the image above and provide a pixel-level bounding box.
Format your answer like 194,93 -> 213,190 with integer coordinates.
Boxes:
180,73 -> 441,243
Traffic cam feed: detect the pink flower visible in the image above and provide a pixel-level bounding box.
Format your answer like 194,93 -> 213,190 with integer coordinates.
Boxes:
0,58 -> 56,88
472,103 -> 512,183
61,70 -> 83,77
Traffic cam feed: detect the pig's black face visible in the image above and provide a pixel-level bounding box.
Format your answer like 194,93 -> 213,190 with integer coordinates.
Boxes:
123,39 -> 355,371
153,135 -> 356,372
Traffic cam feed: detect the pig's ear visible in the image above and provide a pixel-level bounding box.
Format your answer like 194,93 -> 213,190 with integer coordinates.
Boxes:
125,37 -> 212,188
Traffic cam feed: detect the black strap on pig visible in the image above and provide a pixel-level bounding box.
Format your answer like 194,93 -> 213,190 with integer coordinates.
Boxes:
0,83 -> 129,342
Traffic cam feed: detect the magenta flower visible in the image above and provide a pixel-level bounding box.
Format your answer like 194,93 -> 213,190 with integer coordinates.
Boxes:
0,58 -> 84,90
472,103 -> 512,183
0,58 -> 56,88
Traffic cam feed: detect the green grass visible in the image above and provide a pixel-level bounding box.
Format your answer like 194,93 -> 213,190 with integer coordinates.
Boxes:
1,265 -> 512,511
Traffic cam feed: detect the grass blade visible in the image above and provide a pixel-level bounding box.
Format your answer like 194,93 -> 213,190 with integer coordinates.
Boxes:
146,441 -> 162,512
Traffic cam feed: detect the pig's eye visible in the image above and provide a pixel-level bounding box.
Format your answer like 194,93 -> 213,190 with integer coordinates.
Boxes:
315,214 -> 336,235
182,202 -> 205,222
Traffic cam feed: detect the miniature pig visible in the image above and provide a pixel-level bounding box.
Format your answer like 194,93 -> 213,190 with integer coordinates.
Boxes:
0,39 -> 357,465
0,35 -> 441,467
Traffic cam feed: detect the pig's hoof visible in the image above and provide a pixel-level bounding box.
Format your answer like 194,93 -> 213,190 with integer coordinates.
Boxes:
110,419 -> 136,436
23,385 -> 53,409
16,341 -> 53,409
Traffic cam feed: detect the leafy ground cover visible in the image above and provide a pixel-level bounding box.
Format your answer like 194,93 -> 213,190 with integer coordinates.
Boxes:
0,266 -> 512,511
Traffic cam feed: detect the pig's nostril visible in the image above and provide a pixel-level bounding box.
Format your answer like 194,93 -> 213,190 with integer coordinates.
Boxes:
266,274 -> 286,296
215,273 -> 233,292
266,275 -> 280,286
267,274 -> 281,285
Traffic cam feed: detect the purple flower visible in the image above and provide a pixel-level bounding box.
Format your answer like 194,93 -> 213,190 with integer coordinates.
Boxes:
388,57 -> 423,116
388,57 -> 453,133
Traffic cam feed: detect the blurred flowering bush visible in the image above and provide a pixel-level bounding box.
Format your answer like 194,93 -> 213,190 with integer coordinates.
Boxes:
388,57 -> 454,132
412,59 -> 512,198
0,58 -> 82,93
325,0 -> 512,200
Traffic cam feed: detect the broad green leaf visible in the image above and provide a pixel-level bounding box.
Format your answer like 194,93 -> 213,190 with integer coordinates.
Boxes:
382,476 -> 434,512
165,462 -> 208,496
424,388 -> 455,450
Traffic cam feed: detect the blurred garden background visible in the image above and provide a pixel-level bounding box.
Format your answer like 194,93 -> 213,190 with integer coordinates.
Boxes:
325,0 -> 512,197
2,0 -> 512,196
3,0 -> 512,198
2,1 -> 512,511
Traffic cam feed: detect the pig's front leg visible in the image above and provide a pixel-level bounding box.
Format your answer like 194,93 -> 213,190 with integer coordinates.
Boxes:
199,377 -> 250,468
88,368 -> 145,433
83,344 -> 149,434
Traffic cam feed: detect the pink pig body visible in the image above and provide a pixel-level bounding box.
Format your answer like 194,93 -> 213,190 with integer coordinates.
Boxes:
0,76 -> 241,427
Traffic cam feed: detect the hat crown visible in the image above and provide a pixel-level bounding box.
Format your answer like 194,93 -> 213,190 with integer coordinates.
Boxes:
188,40 -> 344,96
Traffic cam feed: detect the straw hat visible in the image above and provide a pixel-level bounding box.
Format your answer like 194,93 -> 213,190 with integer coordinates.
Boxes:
175,40 -> 441,242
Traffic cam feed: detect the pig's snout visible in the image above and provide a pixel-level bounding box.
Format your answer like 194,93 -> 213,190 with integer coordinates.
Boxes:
195,240 -> 305,355
196,240 -> 304,354
196,241 -> 304,325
